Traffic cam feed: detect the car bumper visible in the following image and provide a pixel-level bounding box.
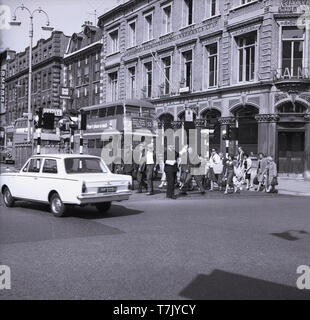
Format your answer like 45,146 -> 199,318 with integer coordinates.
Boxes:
77,191 -> 132,204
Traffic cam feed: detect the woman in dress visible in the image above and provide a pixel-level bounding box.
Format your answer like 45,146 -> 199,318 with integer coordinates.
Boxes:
224,154 -> 235,195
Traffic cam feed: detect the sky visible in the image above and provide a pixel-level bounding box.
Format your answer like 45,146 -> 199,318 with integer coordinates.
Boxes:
0,0 -> 119,53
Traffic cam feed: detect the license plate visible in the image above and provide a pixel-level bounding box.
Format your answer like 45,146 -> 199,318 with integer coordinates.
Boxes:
98,187 -> 117,193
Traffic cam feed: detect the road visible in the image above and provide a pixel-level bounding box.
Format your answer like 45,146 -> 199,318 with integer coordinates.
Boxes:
0,189 -> 310,300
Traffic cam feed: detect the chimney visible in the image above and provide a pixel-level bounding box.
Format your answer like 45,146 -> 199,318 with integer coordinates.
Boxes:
82,21 -> 93,28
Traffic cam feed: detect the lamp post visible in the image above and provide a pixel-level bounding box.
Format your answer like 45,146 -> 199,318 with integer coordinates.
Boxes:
10,4 -> 54,143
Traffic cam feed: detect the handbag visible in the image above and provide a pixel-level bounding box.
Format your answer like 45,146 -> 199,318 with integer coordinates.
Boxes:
253,175 -> 259,185
271,177 -> 278,186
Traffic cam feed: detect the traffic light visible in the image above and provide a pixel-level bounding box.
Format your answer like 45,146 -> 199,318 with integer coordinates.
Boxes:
34,108 -> 43,129
231,128 -> 239,141
80,111 -> 87,130
42,112 -> 55,130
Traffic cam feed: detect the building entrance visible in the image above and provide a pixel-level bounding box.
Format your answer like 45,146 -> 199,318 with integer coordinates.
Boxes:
278,131 -> 305,174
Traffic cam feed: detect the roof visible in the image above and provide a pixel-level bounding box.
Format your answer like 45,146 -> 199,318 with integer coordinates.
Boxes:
31,154 -> 101,159
81,99 -> 155,112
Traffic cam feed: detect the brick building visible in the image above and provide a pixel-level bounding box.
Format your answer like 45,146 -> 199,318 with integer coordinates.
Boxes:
98,0 -> 310,177
62,21 -> 103,111
5,31 -> 70,125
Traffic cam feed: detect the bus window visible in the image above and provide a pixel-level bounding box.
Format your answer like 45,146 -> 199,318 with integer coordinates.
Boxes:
99,108 -> 106,118
96,139 -> 104,149
116,105 -> 123,115
90,109 -> 98,118
126,106 -> 140,116
88,139 -> 95,148
107,106 -> 115,117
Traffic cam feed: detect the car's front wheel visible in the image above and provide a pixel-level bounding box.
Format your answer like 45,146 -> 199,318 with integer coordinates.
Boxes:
95,202 -> 112,213
50,193 -> 66,217
3,187 -> 15,208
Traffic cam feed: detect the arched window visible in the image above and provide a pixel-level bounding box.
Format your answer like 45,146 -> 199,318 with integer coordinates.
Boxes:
277,102 -> 306,114
234,105 -> 259,154
159,113 -> 174,130
200,109 -> 221,150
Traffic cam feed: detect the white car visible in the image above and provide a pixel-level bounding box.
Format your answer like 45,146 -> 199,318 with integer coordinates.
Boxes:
0,154 -> 132,217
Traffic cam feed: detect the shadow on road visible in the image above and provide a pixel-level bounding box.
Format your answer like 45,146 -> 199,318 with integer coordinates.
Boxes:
271,230 -> 310,241
179,270 -> 310,300
68,204 -> 144,220
9,201 -> 143,220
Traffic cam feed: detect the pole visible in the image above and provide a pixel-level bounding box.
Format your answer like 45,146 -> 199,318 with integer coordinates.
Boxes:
79,130 -> 83,154
37,127 -> 41,154
70,128 -> 74,154
27,16 -> 33,143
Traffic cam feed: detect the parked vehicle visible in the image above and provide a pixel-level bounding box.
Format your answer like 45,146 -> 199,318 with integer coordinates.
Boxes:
1,154 -> 132,217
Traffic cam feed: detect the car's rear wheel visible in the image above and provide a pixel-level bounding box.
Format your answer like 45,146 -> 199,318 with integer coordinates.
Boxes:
50,193 -> 66,217
3,187 -> 15,208
95,202 -> 112,213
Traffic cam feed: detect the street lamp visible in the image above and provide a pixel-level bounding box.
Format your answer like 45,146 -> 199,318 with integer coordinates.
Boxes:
9,4 -> 54,143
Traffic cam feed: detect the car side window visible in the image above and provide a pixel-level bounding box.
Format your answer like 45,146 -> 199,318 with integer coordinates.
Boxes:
42,159 -> 58,174
28,159 -> 42,173
22,161 -> 30,172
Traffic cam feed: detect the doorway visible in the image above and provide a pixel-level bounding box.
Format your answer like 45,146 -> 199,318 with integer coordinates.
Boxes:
278,131 -> 305,174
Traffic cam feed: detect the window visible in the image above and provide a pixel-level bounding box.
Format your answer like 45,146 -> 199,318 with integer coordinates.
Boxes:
162,56 -> 171,94
237,33 -> 256,82
128,20 -> 136,47
43,73 -> 48,90
183,0 -> 193,26
182,51 -> 192,89
94,58 -> 100,81
107,106 -> 116,116
207,43 -> 218,87
108,72 -> 118,102
210,0 -> 217,16
84,65 -> 89,83
128,67 -> 136,99
144,14 -> 153,42
42,159 -> 58,174
99,108 -> 106,118
65,158 -> 108,174
28,158 -> 42,173
163,5 -> 172,34
241,0 -> 255,5
48,71 -> 52,89
282,27 -> 304,78
109,29 -> 119,54
144,62 -> 153,98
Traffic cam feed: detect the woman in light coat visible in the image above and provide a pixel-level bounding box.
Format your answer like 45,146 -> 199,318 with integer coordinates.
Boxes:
266,156 -> 278,193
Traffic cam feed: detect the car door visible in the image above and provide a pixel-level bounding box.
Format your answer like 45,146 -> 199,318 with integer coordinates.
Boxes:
16,158 -> 43,200
39,158 -> 59,202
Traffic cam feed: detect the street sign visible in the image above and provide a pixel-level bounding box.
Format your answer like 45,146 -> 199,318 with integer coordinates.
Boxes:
185,109 -> 193,122
43,108 -> 63,117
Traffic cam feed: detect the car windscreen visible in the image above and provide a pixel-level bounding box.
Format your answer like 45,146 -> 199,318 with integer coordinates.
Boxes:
64,158 -> 108,174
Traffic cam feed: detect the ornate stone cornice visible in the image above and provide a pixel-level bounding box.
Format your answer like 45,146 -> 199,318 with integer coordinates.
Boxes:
255,114 -> 280,123
218,117 -> 235,125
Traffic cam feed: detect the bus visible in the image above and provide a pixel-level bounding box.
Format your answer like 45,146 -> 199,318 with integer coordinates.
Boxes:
78,99 -> 157,158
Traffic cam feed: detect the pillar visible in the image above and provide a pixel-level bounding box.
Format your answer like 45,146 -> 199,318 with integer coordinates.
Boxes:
255,114 -> 279,158
304,114 -> 310,180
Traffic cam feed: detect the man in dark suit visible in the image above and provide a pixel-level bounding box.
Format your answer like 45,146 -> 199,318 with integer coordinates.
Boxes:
164,144 -> 179,200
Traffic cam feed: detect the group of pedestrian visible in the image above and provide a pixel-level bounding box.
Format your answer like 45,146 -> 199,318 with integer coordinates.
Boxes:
112,144 -> 279,199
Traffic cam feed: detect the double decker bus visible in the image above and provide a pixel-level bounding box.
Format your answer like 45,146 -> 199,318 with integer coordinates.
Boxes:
78,99 -> 157,158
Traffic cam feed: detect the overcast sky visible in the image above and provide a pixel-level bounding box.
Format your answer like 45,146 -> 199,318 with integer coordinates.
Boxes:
0,0 -> 119,53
